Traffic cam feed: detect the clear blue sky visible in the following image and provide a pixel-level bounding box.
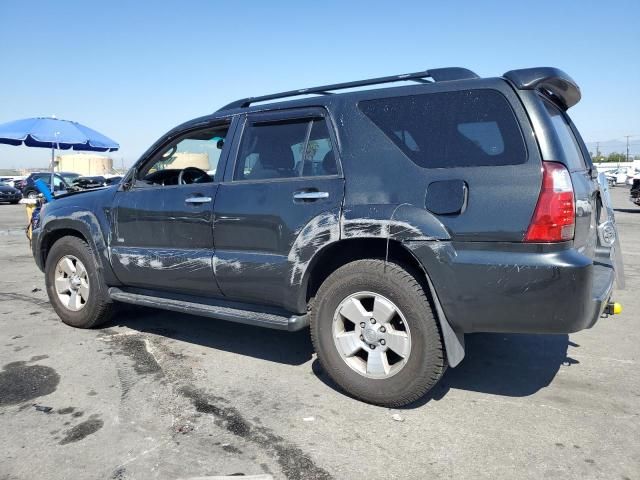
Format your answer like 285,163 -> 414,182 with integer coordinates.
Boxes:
1,0 -> 639,169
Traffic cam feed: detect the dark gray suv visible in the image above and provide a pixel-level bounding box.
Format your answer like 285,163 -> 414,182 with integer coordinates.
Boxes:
30,66 -> 623,406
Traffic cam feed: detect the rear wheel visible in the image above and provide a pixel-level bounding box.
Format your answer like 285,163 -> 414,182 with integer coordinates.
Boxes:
26,189 -> 38,199
310,259 -> 445,406
45,236 -> 114,328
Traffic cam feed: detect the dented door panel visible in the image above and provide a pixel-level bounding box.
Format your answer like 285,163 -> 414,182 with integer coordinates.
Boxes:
213,178 -> 344,309
110,184 -> 221,296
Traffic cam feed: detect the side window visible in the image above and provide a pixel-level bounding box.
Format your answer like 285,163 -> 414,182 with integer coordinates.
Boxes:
542,100 -> 587,171
53,175 -> 65,189
359,89 -> 527,168
138,124 -> 229,186
234,116 -> 337,181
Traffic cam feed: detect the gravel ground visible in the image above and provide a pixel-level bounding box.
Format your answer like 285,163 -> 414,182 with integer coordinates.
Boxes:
0,187 -> 638,480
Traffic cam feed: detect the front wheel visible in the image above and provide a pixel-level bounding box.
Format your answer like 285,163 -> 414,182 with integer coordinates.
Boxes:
310,259 -> 445,407
44,236 -> 115,328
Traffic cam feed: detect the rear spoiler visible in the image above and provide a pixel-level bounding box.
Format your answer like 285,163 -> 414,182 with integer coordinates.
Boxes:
503,67 -> 581,110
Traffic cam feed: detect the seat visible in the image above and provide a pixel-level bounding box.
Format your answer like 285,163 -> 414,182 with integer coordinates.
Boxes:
246,143 -> 295,180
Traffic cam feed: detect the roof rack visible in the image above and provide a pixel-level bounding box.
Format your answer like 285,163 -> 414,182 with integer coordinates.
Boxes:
218,67 -> 479,111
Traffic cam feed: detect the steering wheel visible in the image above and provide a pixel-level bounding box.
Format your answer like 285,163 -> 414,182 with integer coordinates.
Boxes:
178,167 -> 210,185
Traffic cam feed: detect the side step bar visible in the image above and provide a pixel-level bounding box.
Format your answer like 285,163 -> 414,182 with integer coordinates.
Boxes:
108,287 -> 309,332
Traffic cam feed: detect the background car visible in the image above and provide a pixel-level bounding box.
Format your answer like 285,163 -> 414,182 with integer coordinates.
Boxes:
0,182 -> 23,204
15,171 -> 80,198
604,167 -> 630,186
71,176 -> 107,190
625,169 -> 640,186
104,175 -> 123,185
0,176 -> 25,188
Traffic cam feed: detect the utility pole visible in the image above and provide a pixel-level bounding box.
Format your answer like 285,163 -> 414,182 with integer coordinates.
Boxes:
625,135 -> 632,163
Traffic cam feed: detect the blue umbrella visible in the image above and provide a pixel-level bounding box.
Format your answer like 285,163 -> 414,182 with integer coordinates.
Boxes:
0,116 -> 119,194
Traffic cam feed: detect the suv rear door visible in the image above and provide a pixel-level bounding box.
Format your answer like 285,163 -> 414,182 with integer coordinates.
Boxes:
213,108 -> 344,310
538,97 -> 623,286
540,100 -> 598,256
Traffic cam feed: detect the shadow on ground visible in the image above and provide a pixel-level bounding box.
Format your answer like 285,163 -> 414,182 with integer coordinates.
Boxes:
312,332 -> 576,408
105,306 -> 314,366
106,307 -> 576,407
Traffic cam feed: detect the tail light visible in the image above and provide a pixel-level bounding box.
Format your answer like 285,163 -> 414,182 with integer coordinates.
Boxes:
525,162 -> 575,242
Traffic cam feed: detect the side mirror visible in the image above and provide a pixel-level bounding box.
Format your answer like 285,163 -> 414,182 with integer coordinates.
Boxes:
121,168 -> 138,191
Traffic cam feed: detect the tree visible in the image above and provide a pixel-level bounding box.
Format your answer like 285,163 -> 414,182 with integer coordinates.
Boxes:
606,152 -> 626,163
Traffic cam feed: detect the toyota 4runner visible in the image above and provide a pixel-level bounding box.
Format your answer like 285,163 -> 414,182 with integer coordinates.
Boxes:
31,66 -> 624,406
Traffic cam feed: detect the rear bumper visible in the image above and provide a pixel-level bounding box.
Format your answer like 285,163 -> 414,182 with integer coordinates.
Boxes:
406,241 -> 615,334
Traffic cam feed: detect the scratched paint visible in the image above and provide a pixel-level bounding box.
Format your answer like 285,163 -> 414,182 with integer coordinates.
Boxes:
113,248 -> 211,272
342,217 -> 434,242
288,211 -> 341,285
286,210 -> 438,286
212,257 -> 243,275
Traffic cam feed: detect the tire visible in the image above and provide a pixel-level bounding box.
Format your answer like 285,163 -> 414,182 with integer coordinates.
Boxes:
26,190 -> 38,199
310,259 -> 445,407
10,200 -> 20,204
44,236 -> 115,328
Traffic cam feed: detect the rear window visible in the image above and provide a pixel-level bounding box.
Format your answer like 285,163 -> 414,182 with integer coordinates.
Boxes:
359,89 -> 527,168
543,100 -> 587,171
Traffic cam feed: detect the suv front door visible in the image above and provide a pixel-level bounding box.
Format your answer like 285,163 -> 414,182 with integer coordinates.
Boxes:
213,109 -> 344,311
110,120 -> 235,297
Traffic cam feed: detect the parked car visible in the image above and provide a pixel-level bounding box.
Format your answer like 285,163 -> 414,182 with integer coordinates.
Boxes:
625,170 -> 639,186
68,175 -> 124,191
71,176 -> 107,190
15,171 -> 80,198
604,167 -> 629,186
104,176 -> 123,186
0,176 -> 24,188
0,182 -> 22,204
631,178 -> 640,206
30,67 -> 623,406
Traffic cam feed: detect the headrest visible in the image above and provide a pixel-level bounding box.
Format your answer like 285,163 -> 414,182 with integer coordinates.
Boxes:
322,150 -> 338,175
258,143 -> 294,171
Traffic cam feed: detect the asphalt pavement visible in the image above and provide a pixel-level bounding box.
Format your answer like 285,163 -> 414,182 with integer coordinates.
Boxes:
0,187 -> 638,480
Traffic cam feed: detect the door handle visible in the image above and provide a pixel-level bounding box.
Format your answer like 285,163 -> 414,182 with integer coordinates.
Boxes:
293,191 -> 329,201
185,196 -> 212,204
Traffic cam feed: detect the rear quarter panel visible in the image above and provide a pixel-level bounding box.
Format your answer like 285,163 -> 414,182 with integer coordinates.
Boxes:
331,78 -> 543,242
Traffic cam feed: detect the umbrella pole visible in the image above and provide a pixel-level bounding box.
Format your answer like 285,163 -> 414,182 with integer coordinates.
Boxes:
50,145 -> 55,193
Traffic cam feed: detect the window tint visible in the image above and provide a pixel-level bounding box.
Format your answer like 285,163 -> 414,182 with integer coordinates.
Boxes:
543,100 -> 586,171
234,116 -> 337,180
359,89 -> 526,168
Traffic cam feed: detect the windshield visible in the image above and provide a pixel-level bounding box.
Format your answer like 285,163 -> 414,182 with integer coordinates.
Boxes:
60,173 -> 80,184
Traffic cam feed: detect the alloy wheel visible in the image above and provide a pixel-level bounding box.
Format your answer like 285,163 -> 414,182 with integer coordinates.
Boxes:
332,291 -> 412,379
54,255 -> 90,311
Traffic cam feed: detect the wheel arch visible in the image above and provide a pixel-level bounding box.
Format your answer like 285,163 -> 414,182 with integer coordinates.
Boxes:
39,215 -> 120,286
302,237 -> 465,367
41,227 -> 87,267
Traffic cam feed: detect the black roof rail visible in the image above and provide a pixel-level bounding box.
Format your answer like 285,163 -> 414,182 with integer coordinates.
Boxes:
218,67 -> 479,111
503,67 -> 581,110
